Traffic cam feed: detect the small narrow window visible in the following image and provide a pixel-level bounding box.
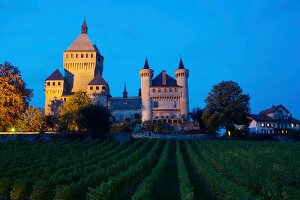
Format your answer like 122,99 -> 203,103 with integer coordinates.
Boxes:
58,82 -> 61,86
81,54 -> 84,58
47,82 -> 50,86
53,82 -> 55,86
91,54 -> 93,58
64,98 -> 67,101
86,54 -> 89,58
153,101 -> 159,108
71,54 -> 73,58
102,86 -> 106,90
66,54 -> 69,58
76,54 -> 78,58
90,86 -> 93,90
173,101 -> 177,108
153,89 -> 156,93
96,86 -> 99,90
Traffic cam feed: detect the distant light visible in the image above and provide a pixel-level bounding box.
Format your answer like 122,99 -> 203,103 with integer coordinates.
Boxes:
10,128 -> 15,132
228,131 -> 231,136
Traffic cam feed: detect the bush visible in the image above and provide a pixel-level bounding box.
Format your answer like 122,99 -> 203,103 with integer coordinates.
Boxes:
10,180 -> 31,200
0,178 -> 11,200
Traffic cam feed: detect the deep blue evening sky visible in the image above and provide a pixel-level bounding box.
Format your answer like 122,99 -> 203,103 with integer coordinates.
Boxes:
1,0 -> 300,117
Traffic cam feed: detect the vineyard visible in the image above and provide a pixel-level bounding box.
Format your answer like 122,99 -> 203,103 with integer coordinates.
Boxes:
0,139 -> 299,200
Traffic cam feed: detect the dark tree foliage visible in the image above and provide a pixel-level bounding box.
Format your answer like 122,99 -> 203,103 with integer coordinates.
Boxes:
189,108 -> 206,129
203,81 -> 251,134
77,105 -> 111,137
0,62 -> 33,131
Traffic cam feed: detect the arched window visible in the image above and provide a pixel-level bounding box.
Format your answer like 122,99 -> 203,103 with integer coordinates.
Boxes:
66,54 -> 69,58
71,54 -> 73,58
76,54 -> 78,58
81,54 -> 84,58
86,54 -> 88,58
91,54 -> 93,58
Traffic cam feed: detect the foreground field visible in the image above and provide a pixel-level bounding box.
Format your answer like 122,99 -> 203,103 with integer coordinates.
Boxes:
0,139 -> 299,200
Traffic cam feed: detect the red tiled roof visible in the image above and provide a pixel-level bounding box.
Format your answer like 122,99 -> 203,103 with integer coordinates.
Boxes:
66,34 -> 95,51
259,105 -> 290,115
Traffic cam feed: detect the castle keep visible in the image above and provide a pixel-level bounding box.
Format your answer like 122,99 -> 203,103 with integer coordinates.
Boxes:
44,20 -> 189,123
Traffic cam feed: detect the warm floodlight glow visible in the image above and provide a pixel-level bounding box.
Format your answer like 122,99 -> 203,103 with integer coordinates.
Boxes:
10,128 -> 15,132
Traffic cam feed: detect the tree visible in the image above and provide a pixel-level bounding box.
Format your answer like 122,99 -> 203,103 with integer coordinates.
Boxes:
17,106 -> 45,132
189,108 -> 206,129
203,81 -> 251,134
77,105 -> 111,136
0,62 -> 33,131
58,91 -> 91,132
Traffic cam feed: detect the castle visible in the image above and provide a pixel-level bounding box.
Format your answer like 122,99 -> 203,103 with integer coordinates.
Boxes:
44,20 -> 189,123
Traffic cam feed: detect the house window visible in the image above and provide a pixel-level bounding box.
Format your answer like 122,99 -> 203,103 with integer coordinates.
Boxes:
90,86 -> 93,90
47,82 -> 50,86
53,82 -> 55,86
81,54 -> 84,58
58,82 -> 61,86
153,101 -> 158,108
96,86 -> 99,90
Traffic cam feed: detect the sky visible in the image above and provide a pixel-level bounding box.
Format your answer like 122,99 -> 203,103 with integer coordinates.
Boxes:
1,0 -> 300,117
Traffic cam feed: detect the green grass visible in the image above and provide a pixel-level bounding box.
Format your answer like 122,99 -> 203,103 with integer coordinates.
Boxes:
0,139 -> 299,200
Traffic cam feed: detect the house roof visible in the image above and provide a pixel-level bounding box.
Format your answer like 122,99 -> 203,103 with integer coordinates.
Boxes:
88,73 -> 107,85
290,117 -> 300,123
109,97 -> 142,110
259,105 -> 290,115
249,114 -> 275,122
46,69 -> 64,80
152,71 -> 178,87
66,34 -> 95,51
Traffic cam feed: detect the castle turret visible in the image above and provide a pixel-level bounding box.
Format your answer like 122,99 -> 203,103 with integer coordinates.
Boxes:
139,58 -> 153,121
63,19 -> 104,93
175,58 -> 189,117
44,69 -> 66,115
123,82 -> 128,98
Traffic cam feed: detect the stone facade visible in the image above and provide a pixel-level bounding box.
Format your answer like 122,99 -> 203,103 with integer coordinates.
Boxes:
139,58 -> 190,123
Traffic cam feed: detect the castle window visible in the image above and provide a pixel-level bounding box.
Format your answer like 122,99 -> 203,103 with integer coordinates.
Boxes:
261,123 -> 265,127
153,101 -> 159,108
91,54 -> 93,58
86,54 -> 89,58
47,82 -> 50,86
58,82 -> 61,86
81,54 -> 84,58
173,101 -> 177,108
76,54 -> 78,58
158,88 -> 161,93
71,54 -> 73,58
153,89 -> 156,93
64,98 -> 67,101
96,86 -> 99,90
90,86 -> 93,90
53,82 -> 55,86
66,54 -> 69,58
164,88 -> 167,92
169,88 -> 172,92
102,86 -> 106,90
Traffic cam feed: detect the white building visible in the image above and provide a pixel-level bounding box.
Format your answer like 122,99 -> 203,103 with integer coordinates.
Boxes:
249,105 -> 300,134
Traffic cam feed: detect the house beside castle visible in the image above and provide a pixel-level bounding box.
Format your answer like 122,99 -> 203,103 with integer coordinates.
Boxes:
249,105 -> 300,134
44,20 -> 190,123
